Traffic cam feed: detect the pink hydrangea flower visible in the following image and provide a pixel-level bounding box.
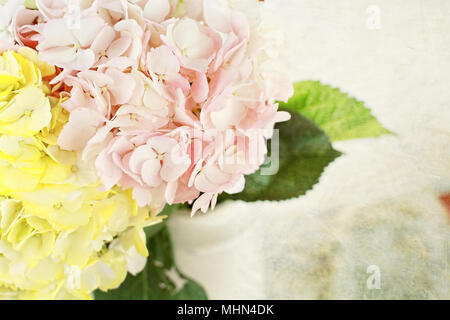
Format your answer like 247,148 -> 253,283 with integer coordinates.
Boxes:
15,0 -> 293,215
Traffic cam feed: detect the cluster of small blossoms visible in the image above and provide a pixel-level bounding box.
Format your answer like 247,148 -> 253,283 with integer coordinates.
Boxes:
7,0 -> 293,214
0,47 -> 163,299
0,0 -> 292,299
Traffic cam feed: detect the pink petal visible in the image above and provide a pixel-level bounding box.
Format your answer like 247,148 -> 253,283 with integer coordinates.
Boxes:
184,32 -> 215,60
146,136 -> 177,155
38,46 -> 77,65
132,187 -> 153,207
114,19 -> 143,38
91,25 -> 116,54
13,7 -> 42,46
173,89 -> 201,128
129,145 -> 157,173
71,49 -> 96,70
160,153 -> 190,182
143,87 -> 169,116
195,164 -> 231,192
61,83 -> 90,112
188,160 -> 203,187
95,150 -> 123,189
75,15 -> 106,48
105,68 -> 136,105
141,159 -> 163,187
208,69 -> 237,100
103,56 -> 136,70
173,181 -> 200,203
36,0 -> 66,19
112,154 -> 139,187
203,0 -> 232,33
147,45 -> 179,75
210,99 -> 247,130
107,36 -> 132,58
58,108 -> 105,151
109,136 -> 134,154
37,19 -> 75,50
194,171 -> 218,193
191,192 -> 213,216
144,0 -> 170,23
274,111 -> 291,123
210,193 -> 218,210
224,175 -> 245,194
165,73 -> 190,94
173,19 -> 201,51
231,12 -> 250,40
79,70 -> 114,87
82,125 -> 113,162
165,181 -> 178,205
191,71 -> 209,103
184,0 -> 203,20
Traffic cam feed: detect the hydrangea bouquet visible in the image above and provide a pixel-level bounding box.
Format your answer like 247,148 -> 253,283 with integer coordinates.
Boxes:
0,0 -> 388,300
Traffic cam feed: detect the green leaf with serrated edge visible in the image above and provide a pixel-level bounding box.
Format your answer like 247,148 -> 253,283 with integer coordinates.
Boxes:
95,205 -> 207,300
218,110 -> 341,202
280,81 -> 390,141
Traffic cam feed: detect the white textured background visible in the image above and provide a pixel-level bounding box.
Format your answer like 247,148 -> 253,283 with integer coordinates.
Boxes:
168,0 -> 450,299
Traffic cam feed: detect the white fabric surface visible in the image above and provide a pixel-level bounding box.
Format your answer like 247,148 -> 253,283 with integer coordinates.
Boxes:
168,0 -> 450,299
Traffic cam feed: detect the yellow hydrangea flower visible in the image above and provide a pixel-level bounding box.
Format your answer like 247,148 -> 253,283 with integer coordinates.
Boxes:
0,49 -> 163,300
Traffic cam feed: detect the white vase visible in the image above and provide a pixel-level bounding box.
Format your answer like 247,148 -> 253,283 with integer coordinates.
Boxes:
168,200 -> 266,300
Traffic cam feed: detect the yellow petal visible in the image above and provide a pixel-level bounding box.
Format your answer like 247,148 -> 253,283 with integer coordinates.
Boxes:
17,47 -> 55,78
19,231 -> 55,268
0,86 -> 51,136
0,162 -> 42,193
0,199 -> 22,234
40,157 -> 71,184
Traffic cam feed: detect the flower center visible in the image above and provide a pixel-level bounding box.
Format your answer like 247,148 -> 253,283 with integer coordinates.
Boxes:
53,202 -> 63,210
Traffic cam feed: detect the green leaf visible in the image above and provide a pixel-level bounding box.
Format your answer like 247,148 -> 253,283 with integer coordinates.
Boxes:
219,110 -> 341,202
144,204 -> 180,239
280,81 -> 390,141
95,210 -> 207,300
24,0 -> 38,9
